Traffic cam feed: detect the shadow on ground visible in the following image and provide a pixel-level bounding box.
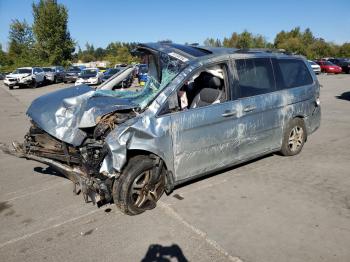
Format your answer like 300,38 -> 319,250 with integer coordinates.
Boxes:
336,91 -> 350,101
174,153 -> 274,191
141,244 -> 188,262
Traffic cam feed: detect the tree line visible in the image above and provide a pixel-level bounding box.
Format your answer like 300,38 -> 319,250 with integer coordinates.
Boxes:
1,0 -> 75,72
76,42 -> 139,65
203,28 -> 350,59
1,0 -> 349,73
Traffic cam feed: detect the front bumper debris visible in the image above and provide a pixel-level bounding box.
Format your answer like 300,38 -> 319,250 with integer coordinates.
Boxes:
1,138 -> 113,207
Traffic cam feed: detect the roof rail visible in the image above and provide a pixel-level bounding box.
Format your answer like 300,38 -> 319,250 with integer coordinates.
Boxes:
234,48 -> 291,55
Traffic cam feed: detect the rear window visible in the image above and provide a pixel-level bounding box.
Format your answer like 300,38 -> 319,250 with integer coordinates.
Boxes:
235,58 -> 276,98
278,59 -> 313,89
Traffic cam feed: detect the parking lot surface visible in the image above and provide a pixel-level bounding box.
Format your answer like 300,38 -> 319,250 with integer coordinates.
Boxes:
0,75 -> 350,262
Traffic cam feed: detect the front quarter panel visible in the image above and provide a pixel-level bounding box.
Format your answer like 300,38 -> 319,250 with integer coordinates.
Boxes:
101,61 -> 206,176
101,112 -> 174,175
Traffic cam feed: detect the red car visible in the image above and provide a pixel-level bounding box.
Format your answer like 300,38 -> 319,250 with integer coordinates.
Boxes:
316,60 -> 342,74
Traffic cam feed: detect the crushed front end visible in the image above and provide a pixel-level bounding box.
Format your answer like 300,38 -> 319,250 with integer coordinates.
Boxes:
12,110 -> 136,207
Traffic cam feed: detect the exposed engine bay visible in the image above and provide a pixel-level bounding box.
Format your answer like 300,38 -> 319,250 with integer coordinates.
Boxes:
15,110 -> 136,207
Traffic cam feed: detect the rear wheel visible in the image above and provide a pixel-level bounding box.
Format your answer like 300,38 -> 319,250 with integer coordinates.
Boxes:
280,118 -> 306,156
113,155 -> 166,215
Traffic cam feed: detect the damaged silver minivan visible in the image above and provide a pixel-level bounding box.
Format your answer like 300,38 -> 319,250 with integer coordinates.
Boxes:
9,43 -> 321,215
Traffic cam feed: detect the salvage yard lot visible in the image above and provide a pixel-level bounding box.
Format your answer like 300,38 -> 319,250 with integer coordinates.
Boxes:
0,75 -> 350,262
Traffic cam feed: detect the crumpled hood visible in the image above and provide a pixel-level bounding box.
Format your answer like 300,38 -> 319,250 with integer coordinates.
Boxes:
27,85 -> 138,146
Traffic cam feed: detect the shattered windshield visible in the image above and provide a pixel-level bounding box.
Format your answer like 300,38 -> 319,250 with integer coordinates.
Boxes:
96,51 -> 186,110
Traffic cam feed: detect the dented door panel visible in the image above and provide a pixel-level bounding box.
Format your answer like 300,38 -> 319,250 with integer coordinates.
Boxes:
171,101 -> 240,181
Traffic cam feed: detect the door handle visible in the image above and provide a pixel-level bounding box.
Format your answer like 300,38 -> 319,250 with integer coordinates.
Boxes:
243,105 -> 256,112
222,110 -> 237,117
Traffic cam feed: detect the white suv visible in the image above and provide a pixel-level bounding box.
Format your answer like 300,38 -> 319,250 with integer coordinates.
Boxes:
4,67 -> 46,89
75,68 -> 103,86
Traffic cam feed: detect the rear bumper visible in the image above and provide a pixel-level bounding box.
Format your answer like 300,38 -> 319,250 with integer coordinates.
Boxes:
326,69 -> 342,73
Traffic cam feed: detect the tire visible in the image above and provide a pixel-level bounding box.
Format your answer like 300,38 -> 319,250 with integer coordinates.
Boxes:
280,118 -> 307,156
113,155 -> 166,215
9,86 -> 13,90
31,80 -> 38,89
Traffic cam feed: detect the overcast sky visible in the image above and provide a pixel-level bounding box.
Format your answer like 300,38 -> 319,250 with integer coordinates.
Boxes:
0,0 -> 349,51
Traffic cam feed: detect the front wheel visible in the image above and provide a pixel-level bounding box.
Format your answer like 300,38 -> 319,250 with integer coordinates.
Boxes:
280,118 -> 306,156
113,155 -> 166,215
31,80 -> 38,89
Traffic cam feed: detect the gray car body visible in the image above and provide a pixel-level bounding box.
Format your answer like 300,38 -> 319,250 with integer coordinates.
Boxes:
27,43 -> 321,187
43,66 -> 66,82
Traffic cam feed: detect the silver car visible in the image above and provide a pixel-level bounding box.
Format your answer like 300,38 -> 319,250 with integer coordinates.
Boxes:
9,43 -> 321,215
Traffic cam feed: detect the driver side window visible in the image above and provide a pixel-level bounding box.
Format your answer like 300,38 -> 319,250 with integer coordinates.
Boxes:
158,63 -> 230,116
177,63 -> 229,111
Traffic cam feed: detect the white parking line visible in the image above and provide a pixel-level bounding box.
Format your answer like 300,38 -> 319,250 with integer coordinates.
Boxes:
158,201 -> 243,262
177,171 -> 248,196
2,180 -> 71,202
0,209 -> 100,249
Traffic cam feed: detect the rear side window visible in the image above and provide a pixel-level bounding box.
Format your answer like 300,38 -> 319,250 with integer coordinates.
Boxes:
235,58 -> 275,98
277,59 -> 313,89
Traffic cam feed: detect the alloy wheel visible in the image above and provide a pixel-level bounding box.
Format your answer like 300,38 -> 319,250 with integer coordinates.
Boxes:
288,126 -> 304,152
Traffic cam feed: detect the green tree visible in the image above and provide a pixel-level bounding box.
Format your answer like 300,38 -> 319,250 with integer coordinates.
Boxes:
8,19 -> 34,58
273,27 -> 337,58
338,43 -> 350,57
94,47 -> 106,60
223,32 -> 239,47
236,30 -> 253,48
7,19 -> 36,67
203,38 -> 222,47
32,0 -> 75,65
221,31 -> 268,49
0,44 -> 12,71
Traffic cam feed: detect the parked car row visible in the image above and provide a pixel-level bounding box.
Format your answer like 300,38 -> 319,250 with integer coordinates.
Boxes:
308,58 -> 350,74
42,66 -> 66,83
4,67 -> 46,89
1,64 -> 140,90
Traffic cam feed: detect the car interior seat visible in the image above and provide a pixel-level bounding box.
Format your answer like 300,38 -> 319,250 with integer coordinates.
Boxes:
190,73 -> 223,108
